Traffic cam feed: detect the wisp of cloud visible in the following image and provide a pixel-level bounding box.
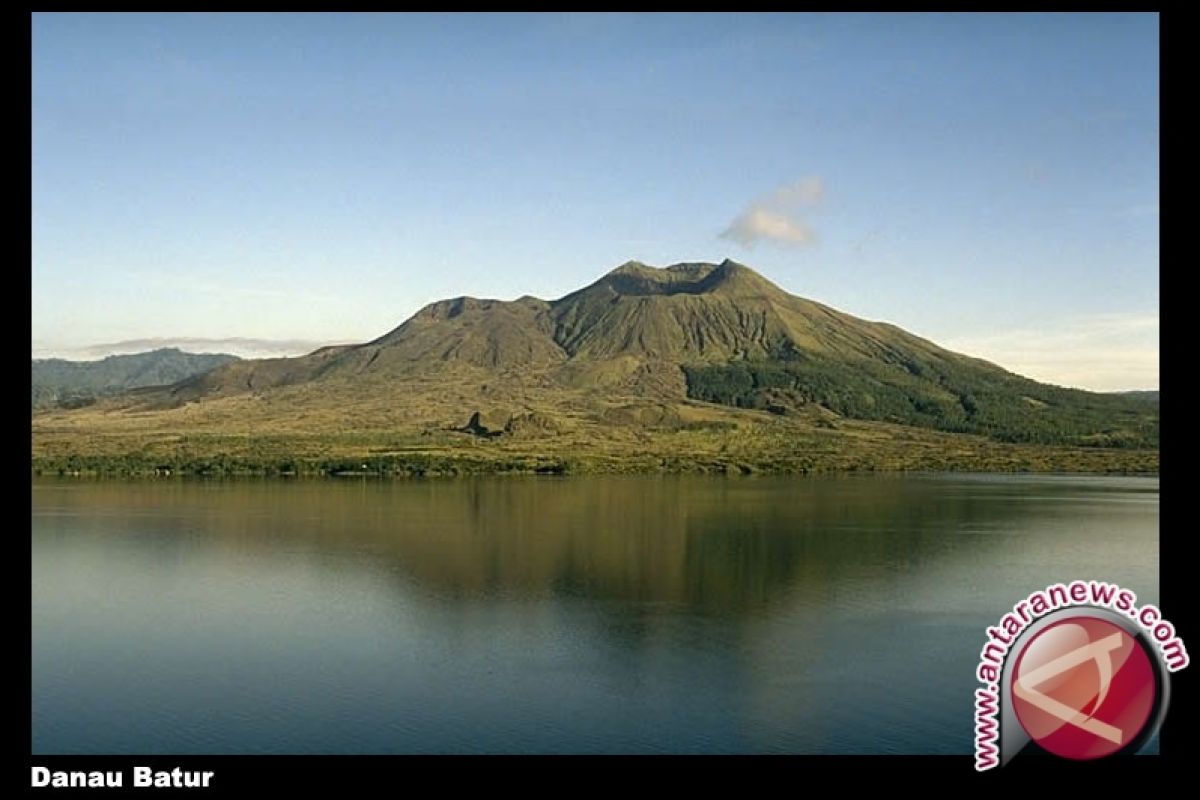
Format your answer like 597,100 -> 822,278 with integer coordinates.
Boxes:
720,177 -> 824,248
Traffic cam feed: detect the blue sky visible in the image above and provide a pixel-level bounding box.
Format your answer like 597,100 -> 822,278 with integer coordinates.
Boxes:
32,12 -> 1158,390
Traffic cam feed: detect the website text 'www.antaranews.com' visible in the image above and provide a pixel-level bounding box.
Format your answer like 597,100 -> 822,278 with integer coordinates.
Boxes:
973,579 -> 1187,770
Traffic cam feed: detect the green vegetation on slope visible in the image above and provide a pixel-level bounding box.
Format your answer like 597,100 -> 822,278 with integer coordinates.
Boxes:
683,351 -> 1158,448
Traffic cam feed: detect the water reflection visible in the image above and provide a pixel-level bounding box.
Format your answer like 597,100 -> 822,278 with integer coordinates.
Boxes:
32,475 -> 1158,753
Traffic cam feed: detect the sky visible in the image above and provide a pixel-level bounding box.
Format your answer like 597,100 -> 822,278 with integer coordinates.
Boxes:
31,12 -> 1159,390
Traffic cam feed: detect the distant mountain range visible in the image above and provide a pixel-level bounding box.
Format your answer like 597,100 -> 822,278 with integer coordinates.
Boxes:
32,348 -> 239,410
31,261 -> 1159,475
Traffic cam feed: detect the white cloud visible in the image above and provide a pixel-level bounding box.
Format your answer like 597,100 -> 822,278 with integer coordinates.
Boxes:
941,312 -> 1158,392
720,177 -> 824,248
723,208 -> 814,247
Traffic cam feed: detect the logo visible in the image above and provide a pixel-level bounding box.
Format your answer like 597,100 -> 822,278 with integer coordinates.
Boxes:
974,581 -> 1187,770
1011,616 -> 1156,760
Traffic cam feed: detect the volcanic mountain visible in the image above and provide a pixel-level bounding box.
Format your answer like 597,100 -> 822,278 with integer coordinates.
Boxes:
32,260 -> 1158,475
166,261 -> 984,394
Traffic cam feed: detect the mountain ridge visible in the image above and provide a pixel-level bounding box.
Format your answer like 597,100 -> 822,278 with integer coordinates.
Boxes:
168,260 -> 983,392
31,260 -> 1158,476
31,347 -> 239,410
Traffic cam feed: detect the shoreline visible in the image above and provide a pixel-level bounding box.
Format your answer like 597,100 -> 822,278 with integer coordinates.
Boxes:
31,449 -> 1160,479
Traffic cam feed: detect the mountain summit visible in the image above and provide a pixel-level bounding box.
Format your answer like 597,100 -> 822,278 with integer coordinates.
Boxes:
161,259 -> 924,393
581,259 -> 781,299
142,260 -> 1157,448
33,260 -> 1159,475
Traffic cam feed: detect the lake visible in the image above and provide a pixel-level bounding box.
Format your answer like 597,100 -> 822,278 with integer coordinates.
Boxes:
31,474 -> 1159,754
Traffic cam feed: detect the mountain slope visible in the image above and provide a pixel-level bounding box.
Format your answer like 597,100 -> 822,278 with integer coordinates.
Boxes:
137,260 -> 1156,448
31,260 -> 1158,475
32,348 -> 239,409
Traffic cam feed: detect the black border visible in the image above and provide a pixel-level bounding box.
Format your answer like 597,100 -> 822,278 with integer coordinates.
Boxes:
23,7 -> 1183,791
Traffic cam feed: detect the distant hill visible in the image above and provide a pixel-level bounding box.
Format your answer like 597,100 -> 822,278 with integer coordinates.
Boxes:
1114,390 -> 1158,405
32,348 -> 239,409
32,261 -> 1159,475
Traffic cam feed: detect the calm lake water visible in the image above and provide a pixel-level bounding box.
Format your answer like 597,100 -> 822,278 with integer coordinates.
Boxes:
31,474 -> 1158,754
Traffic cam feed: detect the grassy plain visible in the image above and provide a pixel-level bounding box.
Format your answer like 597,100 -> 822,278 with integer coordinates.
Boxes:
32,374 -> 1157,477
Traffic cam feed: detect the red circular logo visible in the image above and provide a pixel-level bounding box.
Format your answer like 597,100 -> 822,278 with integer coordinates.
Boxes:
1011,616 -> 1157,760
